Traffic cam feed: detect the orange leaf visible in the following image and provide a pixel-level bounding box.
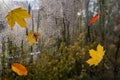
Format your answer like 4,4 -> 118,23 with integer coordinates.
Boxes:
33,33 -> 40,40
88,14 -> 99,25
11,63 -> 27,76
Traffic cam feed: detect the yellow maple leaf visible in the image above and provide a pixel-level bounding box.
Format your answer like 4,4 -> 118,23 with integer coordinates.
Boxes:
27,30 -> 40,45
27,30 -> 37,45
86,44 -> 105,66
11,63 -> 27,76
5,7 -> 31,28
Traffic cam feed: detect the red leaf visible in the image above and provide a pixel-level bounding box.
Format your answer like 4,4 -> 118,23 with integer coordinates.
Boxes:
88,14 -> 99,25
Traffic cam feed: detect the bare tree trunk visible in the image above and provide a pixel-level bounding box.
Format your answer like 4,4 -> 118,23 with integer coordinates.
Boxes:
85,0 -> 90,42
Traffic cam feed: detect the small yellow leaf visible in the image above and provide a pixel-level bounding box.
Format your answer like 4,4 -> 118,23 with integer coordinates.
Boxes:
11,63 -> 27,76
27,30 -> 37,45
86,44 -> 105,66
27,30 -> 40,45
5,7 -> 31,28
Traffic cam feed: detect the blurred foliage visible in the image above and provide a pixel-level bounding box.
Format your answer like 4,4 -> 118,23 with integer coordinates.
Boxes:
1,31 -> 114,80
0,32 -> 90,80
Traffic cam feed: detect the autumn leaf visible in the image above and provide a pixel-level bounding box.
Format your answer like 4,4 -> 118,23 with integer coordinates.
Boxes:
27,30 -> 37,45
33,32 -> 41,40
5,7 -> 31,28
27,30 -> 40,45
86,44 -> 105,66
11,63 -> 27,76
88,13 -> 99,25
